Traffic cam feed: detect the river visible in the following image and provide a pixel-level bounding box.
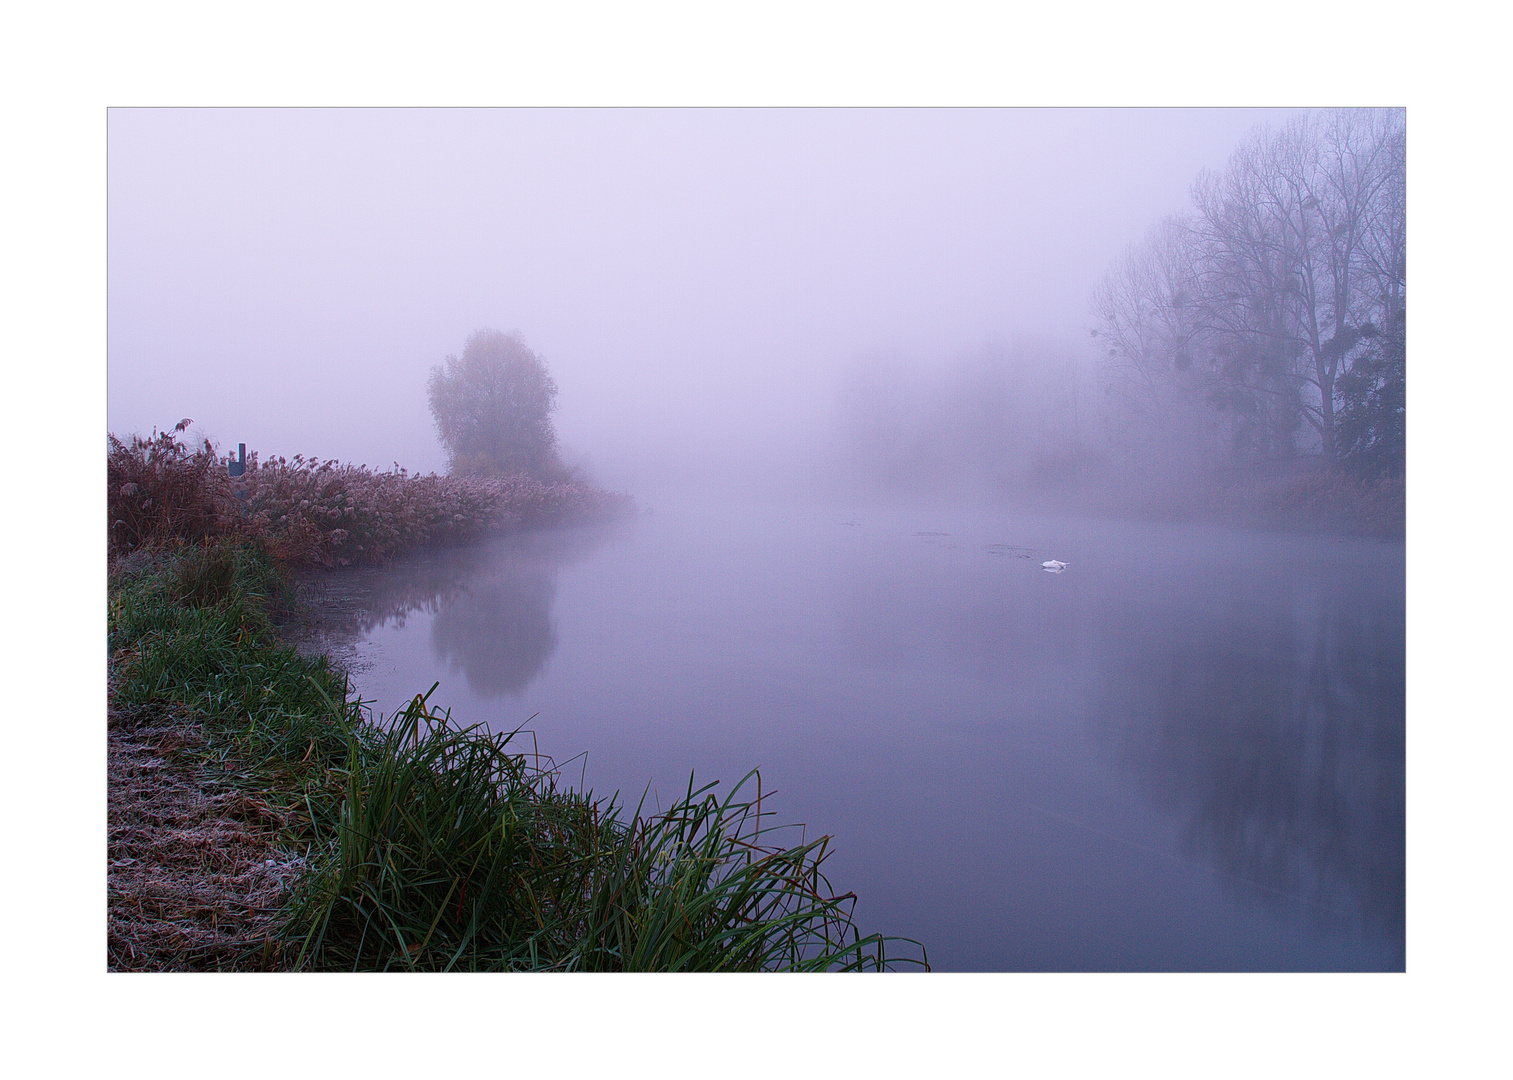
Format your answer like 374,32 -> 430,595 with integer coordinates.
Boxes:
298,493 -> 1405,972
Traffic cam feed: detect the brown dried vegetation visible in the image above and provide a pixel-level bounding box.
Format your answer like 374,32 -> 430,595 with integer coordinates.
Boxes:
107,699 -> 301,971
108,426 -> 632,566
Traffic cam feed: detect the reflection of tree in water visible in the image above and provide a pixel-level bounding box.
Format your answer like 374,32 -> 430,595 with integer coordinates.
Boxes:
1094,565 -> 1404,944
296,523 -> 620,699
429,561 -> 558,695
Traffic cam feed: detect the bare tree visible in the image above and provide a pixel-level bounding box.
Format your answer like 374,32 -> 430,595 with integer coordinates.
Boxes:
1092,216 -> 1230,481
1095,109 -> 1405,479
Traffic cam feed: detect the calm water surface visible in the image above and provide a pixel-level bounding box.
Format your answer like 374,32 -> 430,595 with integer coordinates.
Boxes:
320,494 -> 1405,971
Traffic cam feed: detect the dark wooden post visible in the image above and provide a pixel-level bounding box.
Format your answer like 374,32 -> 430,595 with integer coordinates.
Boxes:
228,443 -> 250,515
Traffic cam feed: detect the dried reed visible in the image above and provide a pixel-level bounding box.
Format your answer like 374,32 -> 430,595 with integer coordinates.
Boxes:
109,428 -> 633,566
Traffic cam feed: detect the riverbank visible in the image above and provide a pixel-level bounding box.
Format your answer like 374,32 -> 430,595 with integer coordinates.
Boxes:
107,430 -> 925,969
109,426 -> 635,568
1035,470 -> 1406,539
107,536 -> 922,971
107,677 -> 299,969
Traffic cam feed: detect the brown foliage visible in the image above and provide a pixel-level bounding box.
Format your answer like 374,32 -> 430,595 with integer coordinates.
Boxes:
107,424 -> 240,554
106,430 -> 634,567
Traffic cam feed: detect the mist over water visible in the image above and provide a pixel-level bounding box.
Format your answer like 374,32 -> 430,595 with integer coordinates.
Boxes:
110,108 -> 1403,970
312,496 -> 1402,971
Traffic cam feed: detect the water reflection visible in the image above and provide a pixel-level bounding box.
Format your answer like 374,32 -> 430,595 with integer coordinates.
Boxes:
428,561 -> 559,695
827,519 -> 1403,963
1091,558 -> 1405,945
328,503 -> 1405,969
302,523 -> 619,699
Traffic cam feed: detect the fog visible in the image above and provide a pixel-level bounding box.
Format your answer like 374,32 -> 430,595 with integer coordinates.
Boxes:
107,108 -> 1298,495
102,108 -> 1408,974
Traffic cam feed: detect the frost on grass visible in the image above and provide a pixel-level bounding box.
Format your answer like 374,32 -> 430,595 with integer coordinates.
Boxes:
107,698 -> 302,972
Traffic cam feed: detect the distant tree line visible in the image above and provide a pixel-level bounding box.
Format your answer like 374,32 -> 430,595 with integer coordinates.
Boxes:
1093,109 -> 1405,483
838,342 -> 1097,498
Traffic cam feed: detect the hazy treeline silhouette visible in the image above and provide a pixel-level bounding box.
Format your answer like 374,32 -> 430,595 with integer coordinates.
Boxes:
835,110 -> 1404,532
1093,108 -> 1405,486
836,340 -> 1098,500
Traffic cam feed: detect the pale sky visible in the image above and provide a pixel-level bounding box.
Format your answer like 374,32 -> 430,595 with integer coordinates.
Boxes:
108,107 -> 1297,487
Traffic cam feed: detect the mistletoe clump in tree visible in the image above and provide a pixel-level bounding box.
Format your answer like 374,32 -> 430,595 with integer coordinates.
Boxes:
427,329 -> 563,480
1093,109 -> 1405,482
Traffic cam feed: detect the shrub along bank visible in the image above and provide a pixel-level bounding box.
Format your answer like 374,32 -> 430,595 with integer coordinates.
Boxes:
108,423 -> 634,567
107,538 -> 924,972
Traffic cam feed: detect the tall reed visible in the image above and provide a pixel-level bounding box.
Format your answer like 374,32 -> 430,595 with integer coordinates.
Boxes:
109,427 -> 634,567
107,421 -> 240,554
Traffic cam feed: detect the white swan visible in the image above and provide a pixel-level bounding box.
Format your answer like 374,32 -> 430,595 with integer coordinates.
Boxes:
1042,559 -> 1068,572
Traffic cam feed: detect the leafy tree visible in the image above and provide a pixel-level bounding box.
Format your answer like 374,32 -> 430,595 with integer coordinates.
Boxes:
427,329 -> 561,479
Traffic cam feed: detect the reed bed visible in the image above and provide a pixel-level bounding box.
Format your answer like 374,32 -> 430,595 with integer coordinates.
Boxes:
108,539 -> 925,972
108,425 -> 633,567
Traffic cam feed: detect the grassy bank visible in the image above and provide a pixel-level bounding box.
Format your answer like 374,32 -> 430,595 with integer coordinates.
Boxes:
107,538 -> 925,971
